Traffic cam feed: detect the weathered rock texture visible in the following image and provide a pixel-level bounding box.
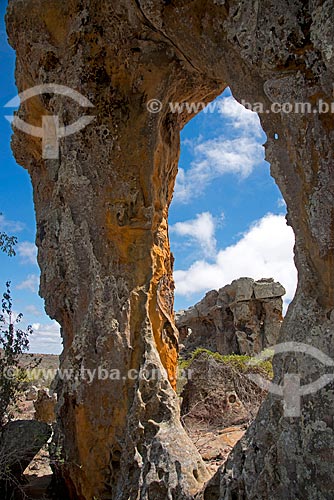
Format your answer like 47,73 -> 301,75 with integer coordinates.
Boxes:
6,0 -> 334,499
176,278 -> 285,357
179,352 -> 270,478
34,389 -> 57,424
181,352 -> 268,429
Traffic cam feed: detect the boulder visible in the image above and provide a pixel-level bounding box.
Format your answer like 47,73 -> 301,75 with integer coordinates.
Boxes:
181,352 -> 268,429
34,389 -> 57,424
0,420 -> 52,496
25,385 -> 38,401
253,278 -> 286,300
176,278 -> 285,357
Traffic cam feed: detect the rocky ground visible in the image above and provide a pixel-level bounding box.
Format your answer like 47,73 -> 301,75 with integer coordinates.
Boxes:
7,353 -> 58,500
185,423 -> 246,476
14,397 -> 52,500
7,349 -> 269,499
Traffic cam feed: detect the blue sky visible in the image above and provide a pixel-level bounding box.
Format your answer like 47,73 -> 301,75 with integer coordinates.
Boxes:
0,2 -> 296,354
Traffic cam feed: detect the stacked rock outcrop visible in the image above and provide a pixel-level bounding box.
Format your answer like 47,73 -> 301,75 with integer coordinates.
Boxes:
176,278 -> 285,356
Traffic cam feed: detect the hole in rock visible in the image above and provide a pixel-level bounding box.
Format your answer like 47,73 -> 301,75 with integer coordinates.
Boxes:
193,468 -> 199,481
228,394 -> 237,404
169,87 -> 297,474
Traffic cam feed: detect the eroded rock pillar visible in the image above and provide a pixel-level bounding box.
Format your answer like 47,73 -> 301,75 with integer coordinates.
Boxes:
6,1 -> 222,498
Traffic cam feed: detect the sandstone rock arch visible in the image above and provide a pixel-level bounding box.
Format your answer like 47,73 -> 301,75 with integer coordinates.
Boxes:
6,1 -> 334,499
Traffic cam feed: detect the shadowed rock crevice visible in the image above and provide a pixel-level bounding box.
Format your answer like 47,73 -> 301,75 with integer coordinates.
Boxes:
6,1 -> 334,499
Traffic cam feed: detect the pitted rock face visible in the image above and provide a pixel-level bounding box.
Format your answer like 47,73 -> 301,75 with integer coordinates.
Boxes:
176,277 -> 285,356
6,1 -> 334,499
180,352 -> 268,429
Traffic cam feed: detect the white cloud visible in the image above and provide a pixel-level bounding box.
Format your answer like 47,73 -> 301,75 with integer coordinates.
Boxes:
25,304 -> 42,317
217,95 -> 263,137
0,213 -> 25,233
174,137 -> 264,203
29,320 -> 62,354
174,213 -> 297,311
17,274 -> 39,293
17,241 -> 37,264
196,136 -> 263,178
174,93 -> 265,203
170,212 -> 217,257
173,167 -> 188,203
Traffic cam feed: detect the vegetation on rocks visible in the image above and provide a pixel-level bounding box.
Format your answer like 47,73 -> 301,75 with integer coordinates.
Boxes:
179,347 -> 273,379
0,282 -> 34,427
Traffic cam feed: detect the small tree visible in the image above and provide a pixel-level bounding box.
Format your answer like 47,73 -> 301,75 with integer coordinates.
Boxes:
0,214 -> 17,257
0,233 -> 17,257
0,282 -> 33,427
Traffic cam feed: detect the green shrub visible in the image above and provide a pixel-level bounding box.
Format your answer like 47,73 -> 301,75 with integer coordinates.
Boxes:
0,282 -> 34,427
179,347 -> 273,379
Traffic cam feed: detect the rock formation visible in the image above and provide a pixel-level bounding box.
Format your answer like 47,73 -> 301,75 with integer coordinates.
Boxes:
34,389 -> 57,424
0,420 -> 52,497
180,351 -> 268,429
176,277 -> 285,357
179,351 -> 270,477
6,1 -> 334,499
